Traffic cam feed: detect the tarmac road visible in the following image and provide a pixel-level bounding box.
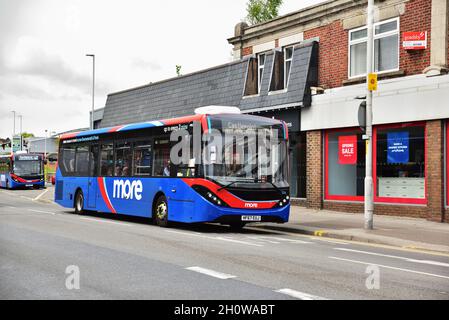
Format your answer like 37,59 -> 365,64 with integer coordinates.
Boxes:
1,187 -> 448,300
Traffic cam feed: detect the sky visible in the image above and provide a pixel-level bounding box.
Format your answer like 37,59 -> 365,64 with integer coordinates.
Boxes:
0,0 -> 325,139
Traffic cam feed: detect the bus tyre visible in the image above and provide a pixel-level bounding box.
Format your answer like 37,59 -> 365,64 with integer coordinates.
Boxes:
74,190 -> 85,214
229,222 -> 246,231
154,195 -> 169,227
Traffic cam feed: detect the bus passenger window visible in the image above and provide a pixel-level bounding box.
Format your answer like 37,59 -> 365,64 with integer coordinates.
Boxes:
115,142 -> 132,177
75,145 -> 89,176
153,138 -> 170,177
133,141 -> 152,176
100,143 -> 113,176
61,146 -> 76,175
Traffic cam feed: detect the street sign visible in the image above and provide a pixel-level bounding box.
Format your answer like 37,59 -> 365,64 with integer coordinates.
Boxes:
368,73 -> 377,91
403,31 -> 427,50
358,101 -> 366,133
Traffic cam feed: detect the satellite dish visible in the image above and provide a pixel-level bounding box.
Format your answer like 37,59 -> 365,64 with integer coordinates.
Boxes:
194,105 -> 241,115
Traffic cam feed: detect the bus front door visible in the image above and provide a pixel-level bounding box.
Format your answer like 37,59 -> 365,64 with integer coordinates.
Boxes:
87,144 -> 99,209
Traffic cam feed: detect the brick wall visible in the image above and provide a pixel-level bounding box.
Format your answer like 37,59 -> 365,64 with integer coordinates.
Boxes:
400,0 -> 432,75
304,20 -> 348,89
323,201 -> 429,218
302,0 -> 432,89
426,120 -> 445,222
306,130 -> 323,209
242,46 -> 253,56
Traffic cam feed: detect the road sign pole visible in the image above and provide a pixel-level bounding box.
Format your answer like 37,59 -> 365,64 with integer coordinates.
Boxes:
364,0 -> 374,230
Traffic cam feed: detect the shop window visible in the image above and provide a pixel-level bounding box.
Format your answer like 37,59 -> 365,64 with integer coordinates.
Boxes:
374,124 -> 426,202
349,17 -> 399,78
325,130 -> 365,200
289,132 -> 306,198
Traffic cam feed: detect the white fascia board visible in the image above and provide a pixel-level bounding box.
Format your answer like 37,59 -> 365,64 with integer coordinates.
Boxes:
279,33 -> 304,47
301,74 -> 449,131
253,41 -> 276,54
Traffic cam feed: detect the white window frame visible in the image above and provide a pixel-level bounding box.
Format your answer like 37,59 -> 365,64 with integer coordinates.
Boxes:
257,53 -> 265,93
284,46 -> 294,89
348,17 -> 400,79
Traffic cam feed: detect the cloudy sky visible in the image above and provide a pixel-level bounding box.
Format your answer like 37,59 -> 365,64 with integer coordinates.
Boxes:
0,0 -> 324,139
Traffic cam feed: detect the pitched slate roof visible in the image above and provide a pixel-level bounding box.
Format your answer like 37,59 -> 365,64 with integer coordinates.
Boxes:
100,41 -> 318,128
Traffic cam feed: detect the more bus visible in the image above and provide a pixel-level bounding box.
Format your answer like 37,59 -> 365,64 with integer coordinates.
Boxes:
55,111 -> 290,229
0,153 -> 45,189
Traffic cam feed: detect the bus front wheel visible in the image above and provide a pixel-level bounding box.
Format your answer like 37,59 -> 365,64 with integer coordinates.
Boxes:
154,195 -> 169,227
74,190 -> 85,214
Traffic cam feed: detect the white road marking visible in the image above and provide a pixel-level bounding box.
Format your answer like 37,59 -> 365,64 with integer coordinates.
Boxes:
20,196 -> 34,201
165,230 -> 264,247
275,288 -> 328,300
185,266 -> 236,280
334,248 -> 449,268
246,236 -> 281,244
266,236 -> 312,244
79,217 -> 130,226
33,188 -> 49,201
27,209 -> 56,215
329,256 -> 449,280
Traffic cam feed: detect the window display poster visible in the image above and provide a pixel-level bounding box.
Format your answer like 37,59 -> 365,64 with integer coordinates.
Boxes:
387,131 -> 409,164
338,135 -> 357,165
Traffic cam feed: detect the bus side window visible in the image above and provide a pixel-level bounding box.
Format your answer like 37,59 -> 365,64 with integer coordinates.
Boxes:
61,146 -> 75,176
75,145 -> 89,177
100,143 -> 114,177
153,137 -> 171,177
89,144 -> 99,177
133,141 -> 152,176
115,142 -> 132,177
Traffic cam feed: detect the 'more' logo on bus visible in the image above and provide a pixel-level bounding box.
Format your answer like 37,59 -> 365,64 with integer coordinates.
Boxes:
112,180 -> 143,200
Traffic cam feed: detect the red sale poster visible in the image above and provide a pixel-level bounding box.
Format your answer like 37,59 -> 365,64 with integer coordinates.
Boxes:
338,135 -> 357,165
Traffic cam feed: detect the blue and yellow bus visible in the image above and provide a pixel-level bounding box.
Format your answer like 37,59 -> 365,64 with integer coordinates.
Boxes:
0,153 -> 45,189
55,110 -> 290,229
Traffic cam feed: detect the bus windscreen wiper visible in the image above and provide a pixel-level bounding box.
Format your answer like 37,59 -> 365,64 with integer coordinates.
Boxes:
217,180 -> 255,191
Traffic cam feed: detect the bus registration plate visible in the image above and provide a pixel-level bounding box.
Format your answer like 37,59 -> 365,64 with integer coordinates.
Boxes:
241,215 -> 261,222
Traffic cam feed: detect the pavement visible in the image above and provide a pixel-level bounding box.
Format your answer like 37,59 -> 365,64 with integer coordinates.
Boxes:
255,206 -> 449,254
1,186 -> 449,299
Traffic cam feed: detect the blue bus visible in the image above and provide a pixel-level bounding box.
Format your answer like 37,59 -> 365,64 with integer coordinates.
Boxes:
55,110 -> 290,229
0,153 -> 45,189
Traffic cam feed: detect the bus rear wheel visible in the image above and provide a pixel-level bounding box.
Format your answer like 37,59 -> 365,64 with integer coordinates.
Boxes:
74,190 -> 85,214
154,195 -> 169,227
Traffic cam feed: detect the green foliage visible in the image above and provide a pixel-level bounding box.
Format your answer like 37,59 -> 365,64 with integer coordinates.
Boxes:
176,65 -> 182,76
21,132 -> 34,138
246,0 -> 283,25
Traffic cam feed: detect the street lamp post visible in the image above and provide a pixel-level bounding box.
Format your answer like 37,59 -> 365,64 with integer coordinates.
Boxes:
86,54 -> 95,130
364,0 -> 374,230
18,115 -> 23,151
44,129 -> 48,160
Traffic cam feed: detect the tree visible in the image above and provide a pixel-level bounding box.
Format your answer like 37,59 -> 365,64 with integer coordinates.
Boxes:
176,65 -> 182,76
246,0 -> 283,25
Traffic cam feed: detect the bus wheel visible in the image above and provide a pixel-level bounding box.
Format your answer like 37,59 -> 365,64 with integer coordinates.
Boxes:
229,222 -> 246,231
74,190 -> 85,214
154,195 -> 169,227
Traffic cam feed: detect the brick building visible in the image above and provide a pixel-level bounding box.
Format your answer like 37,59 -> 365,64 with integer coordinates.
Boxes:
228,0 -> 449,222
99,0 -> 449,222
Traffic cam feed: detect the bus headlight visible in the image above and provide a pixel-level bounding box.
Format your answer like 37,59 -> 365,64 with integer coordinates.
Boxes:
192,185 -> 229,207
275,194 -> 290,208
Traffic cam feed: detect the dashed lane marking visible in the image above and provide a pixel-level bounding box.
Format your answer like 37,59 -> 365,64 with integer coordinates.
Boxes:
165,230 -> 264,247
275,288 -> 328,300
329,256 -> 449,280
185,266 -> 236,280
27,209 -> 56,215
79,217 -> 131,226
33,188 -> 49,201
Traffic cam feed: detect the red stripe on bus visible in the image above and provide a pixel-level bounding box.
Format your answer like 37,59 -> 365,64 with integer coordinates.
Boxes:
181,178 -> 278,209
108,125 -> 124,133
60,132 -> 81,140
97,177 -> 116,213
161,114 -> 204,126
